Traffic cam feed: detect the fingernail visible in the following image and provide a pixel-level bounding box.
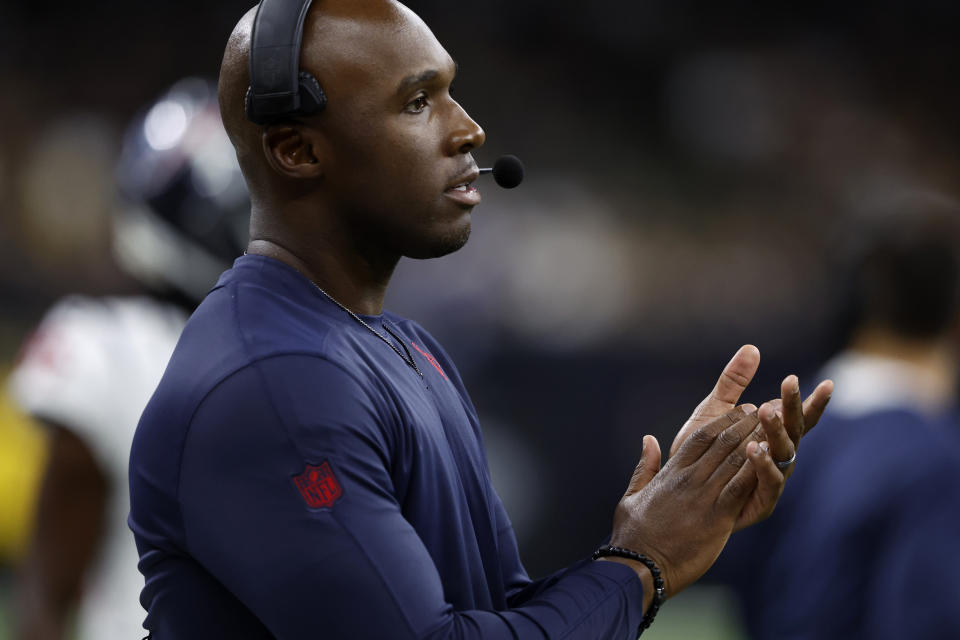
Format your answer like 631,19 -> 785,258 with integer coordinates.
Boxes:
760,442 -> 770,454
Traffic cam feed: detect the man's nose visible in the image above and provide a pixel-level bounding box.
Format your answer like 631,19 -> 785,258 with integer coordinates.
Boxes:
447,103 -> 486,155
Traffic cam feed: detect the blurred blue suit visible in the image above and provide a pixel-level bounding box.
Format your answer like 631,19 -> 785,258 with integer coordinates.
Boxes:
709,352 -> 960,640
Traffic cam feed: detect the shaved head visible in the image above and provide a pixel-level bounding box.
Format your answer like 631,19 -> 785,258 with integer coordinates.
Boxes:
218,6 -> 262,194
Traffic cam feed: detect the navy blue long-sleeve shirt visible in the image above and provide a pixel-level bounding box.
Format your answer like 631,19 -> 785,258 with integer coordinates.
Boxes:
128,254 -> 645,639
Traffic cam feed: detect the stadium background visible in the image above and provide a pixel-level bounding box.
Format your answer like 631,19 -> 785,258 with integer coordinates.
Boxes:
2,0 -> 960,637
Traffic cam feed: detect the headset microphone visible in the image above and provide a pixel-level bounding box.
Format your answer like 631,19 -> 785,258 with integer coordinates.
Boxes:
480,155 -> 524,189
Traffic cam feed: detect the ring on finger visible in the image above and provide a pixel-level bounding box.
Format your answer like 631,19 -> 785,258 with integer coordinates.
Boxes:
774,451 -> 796,470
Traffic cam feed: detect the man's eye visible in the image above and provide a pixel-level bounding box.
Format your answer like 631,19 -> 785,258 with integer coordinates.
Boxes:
405,95 -> 428,113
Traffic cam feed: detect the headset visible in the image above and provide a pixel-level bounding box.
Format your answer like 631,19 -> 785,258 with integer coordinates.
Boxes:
245,0 -> 326,125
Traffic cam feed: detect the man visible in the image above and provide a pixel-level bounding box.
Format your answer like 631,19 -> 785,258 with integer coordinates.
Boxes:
709,195 -> 960,639
128,1 -> 833,637
10,79 -> 248,640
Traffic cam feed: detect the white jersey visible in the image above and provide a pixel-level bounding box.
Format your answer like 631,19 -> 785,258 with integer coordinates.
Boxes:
9,295 -> 187,640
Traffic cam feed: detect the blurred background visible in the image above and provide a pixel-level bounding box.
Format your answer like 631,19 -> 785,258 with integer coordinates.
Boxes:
2,0 -> 960,637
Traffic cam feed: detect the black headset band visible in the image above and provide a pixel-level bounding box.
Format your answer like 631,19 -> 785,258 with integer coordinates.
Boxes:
246,0 -> 323,124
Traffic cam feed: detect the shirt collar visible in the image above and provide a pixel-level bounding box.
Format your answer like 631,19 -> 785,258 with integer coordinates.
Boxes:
821,351 -> 957,418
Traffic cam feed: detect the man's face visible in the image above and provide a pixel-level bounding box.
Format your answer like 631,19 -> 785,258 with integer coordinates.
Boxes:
303,5 -> 486,260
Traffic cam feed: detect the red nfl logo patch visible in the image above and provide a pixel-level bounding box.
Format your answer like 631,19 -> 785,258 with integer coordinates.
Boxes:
293,461 -> 343,509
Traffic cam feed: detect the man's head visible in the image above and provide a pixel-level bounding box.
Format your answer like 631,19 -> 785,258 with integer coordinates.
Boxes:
219,0 -> 485,262
835,192 -> 960,346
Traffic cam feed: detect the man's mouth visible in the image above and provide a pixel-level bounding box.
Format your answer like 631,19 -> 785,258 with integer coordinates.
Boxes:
444,169 -> 481,206
444,181 -> 481,206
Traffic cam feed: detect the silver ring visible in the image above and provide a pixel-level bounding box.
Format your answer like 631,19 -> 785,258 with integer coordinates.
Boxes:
775,451 -> 796,470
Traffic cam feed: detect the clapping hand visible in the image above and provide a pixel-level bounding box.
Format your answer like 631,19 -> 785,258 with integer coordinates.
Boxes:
604,345 -> 833,602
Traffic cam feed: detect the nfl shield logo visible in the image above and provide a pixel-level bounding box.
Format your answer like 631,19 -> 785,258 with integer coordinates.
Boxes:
293,461 -> 343,509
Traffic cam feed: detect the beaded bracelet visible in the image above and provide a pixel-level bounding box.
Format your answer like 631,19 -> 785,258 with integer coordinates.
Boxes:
592,545 -> 666,634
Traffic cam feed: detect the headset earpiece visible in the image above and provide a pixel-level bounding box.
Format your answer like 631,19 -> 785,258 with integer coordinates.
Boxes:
297,71 -> 327,116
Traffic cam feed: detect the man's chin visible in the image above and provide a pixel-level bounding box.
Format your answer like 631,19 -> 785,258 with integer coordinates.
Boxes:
407,222 -> 472,260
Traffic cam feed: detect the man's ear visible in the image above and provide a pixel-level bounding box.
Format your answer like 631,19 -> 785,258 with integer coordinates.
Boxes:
261,125 -> 324,179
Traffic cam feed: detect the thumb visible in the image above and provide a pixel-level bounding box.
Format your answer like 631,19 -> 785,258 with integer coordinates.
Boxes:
696,344 -> 760,418
625,435 -> 661,496
670,344 -> 760,456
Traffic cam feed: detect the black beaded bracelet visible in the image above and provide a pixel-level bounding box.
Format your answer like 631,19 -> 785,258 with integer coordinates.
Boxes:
592,545 -> 666,635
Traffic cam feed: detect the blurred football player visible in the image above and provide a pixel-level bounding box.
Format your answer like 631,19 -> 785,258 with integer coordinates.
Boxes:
9,77 -> 249,640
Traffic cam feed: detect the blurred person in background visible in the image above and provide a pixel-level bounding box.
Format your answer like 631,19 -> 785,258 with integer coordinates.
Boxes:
7,78 -> 249,640
708,192 -> 960,639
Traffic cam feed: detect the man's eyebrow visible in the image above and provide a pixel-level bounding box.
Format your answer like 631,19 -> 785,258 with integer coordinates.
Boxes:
395,62 -> 459,97
396,70 -> 439,96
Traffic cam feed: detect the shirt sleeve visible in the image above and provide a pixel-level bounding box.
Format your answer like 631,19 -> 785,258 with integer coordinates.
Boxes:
175,354 -> 645,640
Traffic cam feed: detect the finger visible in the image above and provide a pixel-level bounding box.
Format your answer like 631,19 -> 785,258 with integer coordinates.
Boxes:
780,375 -> 804,444
758,402 -> 794,469
671,345 -> 760,455
738,399 -> 778,445
715,444 -> 760,515
800,379 -> 834,437
670,402 -> 763,455
699,412 -> 763,487
671,407 -> 748,468
624,435 -> 662,497
727,441 -> 784,522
